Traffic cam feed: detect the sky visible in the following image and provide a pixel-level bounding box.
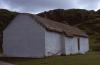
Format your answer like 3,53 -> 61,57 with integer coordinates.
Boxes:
0,0 -> 100,14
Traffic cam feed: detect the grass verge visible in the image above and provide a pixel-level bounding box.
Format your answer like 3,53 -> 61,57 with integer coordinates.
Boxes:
0,51 -> 100,65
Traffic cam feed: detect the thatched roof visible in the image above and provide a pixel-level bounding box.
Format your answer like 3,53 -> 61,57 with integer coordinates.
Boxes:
16,13 -> 88,37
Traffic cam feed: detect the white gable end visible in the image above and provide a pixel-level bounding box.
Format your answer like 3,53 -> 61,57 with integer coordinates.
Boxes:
3,14 -> 45,58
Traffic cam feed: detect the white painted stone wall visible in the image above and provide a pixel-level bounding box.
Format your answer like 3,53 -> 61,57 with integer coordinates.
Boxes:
79,37 -> 89,54
65,37 -> 79,55
45,31 -> 61,56
64,37 -> 71,55
71,37 -> 79,54
3,14 -> 45,58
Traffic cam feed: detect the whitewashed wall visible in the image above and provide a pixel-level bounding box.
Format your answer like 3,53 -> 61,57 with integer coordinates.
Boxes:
3,14 -> 45,58
71,37 -> 79,54
45,31 -> 61,56
65,37 -> 79,55
79,37 -> 89,54
64,37 -> 71,55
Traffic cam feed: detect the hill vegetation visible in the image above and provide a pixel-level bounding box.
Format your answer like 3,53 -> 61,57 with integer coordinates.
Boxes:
0,9 -> 100,51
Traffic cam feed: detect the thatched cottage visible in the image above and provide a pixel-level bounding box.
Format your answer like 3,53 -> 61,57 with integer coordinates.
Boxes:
3,13 -> 89,58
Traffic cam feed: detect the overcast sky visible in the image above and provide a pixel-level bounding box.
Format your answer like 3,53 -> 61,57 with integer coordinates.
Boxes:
0,0 -> 100,14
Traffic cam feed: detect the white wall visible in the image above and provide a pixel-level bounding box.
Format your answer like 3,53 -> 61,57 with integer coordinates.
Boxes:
79,37 -> 89,54
65,37 -> 78,55
3,14 -> 45,58
71,37 -> 79,54
64,37 -> 71,55
45,31 -> 61,56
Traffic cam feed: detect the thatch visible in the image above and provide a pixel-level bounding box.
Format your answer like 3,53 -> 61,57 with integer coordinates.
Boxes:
13,13 -> 88,37
32,15 -> 87,37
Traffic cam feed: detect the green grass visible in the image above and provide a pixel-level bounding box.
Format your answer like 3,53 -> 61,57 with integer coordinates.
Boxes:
1,51 -> 100,65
